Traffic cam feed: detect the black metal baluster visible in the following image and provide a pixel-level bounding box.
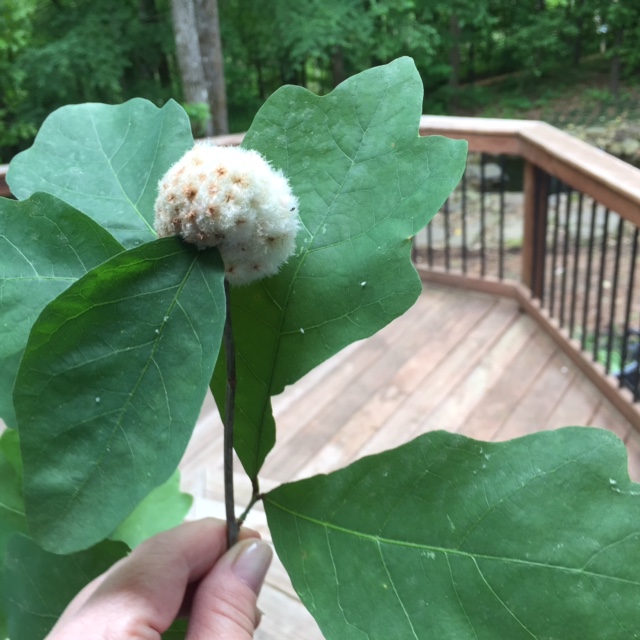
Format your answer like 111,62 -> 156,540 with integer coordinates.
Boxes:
532,177 -> 541,300
480,153 -> 486,277
462,169 -> 468,274
593,208 -> 610,363
548,180 -> 562,317
605,217 -> 624,373
581,199 -> 598,351
559,186 -> 573,327
620,228 -> 639,397
444,197 -> 451,271
569,193 -> 584,338
498,155 -> 506,280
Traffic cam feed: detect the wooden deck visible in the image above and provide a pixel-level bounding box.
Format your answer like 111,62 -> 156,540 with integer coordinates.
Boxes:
179,283 -> 640,639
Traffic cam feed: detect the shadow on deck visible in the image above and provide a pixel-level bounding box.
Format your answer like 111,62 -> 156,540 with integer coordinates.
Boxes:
179,283 -> 640,639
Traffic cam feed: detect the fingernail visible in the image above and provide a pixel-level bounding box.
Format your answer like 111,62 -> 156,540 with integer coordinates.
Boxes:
231,540 -> 273,594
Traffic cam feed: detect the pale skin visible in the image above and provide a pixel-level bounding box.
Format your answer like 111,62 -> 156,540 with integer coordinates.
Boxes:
46,518 -> 273,640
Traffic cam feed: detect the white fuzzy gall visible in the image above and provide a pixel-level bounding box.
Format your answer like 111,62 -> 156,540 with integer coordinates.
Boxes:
154,143 -> 300,285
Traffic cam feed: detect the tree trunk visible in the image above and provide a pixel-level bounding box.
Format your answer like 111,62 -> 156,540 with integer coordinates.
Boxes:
610,28 -> 623,100
170,0 -> 211,133
467,40 -> 476,84
572,0 -> 585,66
449,13 -> 461,109
331,47 -> 346,88
255,60 -> 266,99
194,0 -> 228,135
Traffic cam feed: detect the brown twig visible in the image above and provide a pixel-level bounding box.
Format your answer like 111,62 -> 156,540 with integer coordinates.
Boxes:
223,279 -> 239,548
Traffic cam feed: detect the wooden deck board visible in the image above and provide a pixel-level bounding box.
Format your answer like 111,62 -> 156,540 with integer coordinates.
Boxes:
184,283 -> 640,637
492,350 -> 578,440
460,327 -> 556,441
354,296 -> 520,459
269,289 -> 493,481
176,283 -> 640,638
416,312 -> 539,436
292,293 -> 495,480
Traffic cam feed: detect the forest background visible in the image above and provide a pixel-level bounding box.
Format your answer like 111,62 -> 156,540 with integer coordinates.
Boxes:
1,0 -> 639,164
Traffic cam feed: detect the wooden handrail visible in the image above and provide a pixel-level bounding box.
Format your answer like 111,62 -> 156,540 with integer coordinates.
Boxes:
419,116 -> 640,227
0,164 -> 9,198
214,118 -> 640,229
3,118 -> 638,224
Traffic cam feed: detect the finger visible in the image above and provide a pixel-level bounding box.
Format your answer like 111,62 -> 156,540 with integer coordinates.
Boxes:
177,528 -> 260,618
186,538 -> 273,640
51,571 -> 111,624
49,519 -> 259,638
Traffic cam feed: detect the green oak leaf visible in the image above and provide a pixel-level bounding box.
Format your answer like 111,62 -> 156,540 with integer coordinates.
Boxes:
7,99 -> 193,248
0,193 -> 123,427
163,619 -> 189,639
0,350 -> 21,429
110,471 -> 192,548
14,238 -> 225,553
2,534 -> 128,640
211,57 -> 467,478
265,428 -> 640,640
0,428 -> 23,489
0,456 -> 24,559
0,430 -> 27,639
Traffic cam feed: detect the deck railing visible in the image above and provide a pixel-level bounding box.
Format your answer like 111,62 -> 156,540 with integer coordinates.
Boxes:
2,118 -> 640,425
417,116 -> 640,427
0,165 -> 9,198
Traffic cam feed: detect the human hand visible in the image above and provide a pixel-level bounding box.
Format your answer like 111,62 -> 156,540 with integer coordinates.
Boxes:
46,518 -> 273,639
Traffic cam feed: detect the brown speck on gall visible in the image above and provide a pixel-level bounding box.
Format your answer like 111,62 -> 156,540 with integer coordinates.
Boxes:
232,174 -> 249,188
183,184 -> 198,201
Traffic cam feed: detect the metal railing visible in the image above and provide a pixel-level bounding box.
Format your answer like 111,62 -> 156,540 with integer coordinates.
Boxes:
413,152 -> 515,280
417,116 -> 640,419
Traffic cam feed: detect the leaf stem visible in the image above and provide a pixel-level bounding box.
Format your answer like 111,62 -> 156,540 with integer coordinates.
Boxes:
238,491 -> 264,527
223,279 -> 239,548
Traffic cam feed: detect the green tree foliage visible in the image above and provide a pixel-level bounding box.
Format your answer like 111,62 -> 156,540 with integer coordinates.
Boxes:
2,0 -> 640,161
0,0 -> 38,158
601,0 -> 640,97
0,0 -> 177,162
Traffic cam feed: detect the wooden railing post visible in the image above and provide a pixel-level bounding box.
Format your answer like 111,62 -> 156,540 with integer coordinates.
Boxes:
0,165 -> 10,198
522,161 -> 550,300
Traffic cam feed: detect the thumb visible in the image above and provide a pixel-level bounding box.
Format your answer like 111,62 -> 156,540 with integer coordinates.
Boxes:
186,538 -> 273,639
